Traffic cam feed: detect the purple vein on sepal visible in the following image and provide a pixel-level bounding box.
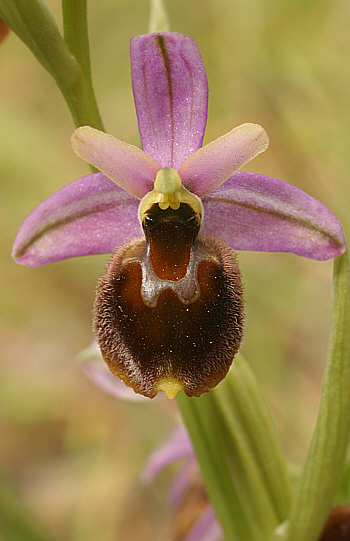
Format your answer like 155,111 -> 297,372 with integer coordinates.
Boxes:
13,201 -> 123,260
156,34 -> 174,164
206,197 -> 344,249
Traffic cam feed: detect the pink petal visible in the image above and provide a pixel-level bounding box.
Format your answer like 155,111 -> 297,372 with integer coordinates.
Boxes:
130,32 -> 208,169
141,426 -> 194,484
78,341 -> 150,402
71,127 -> 161,198
179,123 -> 269,196
168,460 -> 198,510
12,173 -> 142,267
201,172 -> 346,261
183,505 -> 222,541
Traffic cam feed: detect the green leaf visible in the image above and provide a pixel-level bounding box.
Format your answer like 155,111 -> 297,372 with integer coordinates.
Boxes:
335,450 -> 350,506
282,250 -> 350,541
177,353 -> 292,541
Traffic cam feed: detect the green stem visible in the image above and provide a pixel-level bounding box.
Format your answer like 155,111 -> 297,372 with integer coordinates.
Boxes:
148,0 -> 170,33
62,0 -> 104,130
0,0 -> 104,130
283,250 -> 350,541
177,354 -> 292,541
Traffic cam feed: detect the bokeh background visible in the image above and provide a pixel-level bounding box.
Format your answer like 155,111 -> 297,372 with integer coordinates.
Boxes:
1,0 -> 350,539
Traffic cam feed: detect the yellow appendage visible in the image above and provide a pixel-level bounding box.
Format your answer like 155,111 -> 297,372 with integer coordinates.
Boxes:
157,377 -> 184,399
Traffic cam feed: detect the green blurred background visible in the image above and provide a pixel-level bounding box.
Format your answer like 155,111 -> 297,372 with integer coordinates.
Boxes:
1,0 -> 350,539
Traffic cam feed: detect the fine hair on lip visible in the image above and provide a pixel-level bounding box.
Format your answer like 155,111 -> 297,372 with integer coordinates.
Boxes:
93,230 -> 245,398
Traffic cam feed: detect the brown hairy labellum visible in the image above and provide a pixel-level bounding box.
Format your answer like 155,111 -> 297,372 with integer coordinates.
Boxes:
93,203 -> 245,398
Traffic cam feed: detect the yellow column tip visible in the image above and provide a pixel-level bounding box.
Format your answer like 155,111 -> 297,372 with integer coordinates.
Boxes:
157,377 -> 183,399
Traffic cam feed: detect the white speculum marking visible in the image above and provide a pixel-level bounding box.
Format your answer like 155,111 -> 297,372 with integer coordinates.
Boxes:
134,166 -> 212,307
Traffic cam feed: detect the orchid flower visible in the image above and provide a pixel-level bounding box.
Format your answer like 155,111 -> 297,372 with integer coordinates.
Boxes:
12,32 -> 345,401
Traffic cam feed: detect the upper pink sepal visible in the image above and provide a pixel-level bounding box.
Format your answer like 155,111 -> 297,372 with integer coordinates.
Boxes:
130,33 -> 208,169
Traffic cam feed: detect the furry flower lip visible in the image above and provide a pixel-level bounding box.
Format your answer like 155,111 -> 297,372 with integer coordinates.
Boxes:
93,168 -> 245,398
12,32 -> 346,398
